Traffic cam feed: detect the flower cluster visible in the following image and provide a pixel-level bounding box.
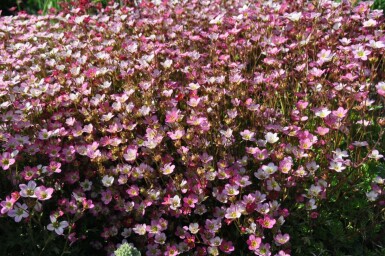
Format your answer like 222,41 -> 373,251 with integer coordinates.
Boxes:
0,0 -> 384,255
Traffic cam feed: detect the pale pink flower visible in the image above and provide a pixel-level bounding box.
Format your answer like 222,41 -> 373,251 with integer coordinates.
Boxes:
0,152 -> 16,170
161,163 -> 175,175
19,181 -> 37,198
34,186 -> 54,200
123,145 -> 138,162
353,46 -> 371,61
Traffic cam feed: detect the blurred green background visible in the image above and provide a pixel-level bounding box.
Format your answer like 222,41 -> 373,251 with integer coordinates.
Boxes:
0,0 -> 129,15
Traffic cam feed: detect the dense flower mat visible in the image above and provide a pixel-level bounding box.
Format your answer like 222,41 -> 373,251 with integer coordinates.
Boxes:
0,0 -> 385,255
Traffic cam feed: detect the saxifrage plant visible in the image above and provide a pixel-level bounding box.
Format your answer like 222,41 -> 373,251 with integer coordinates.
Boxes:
0,0 -> 385,255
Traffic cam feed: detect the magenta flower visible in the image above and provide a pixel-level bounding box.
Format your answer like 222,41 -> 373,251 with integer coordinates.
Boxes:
165,108 -> 181,123
258,215 -> 276,229
219,240 -> 234,254
0,196 -> 17,214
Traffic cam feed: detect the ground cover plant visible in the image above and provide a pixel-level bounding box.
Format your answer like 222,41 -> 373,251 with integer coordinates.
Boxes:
0,0 -> 385,255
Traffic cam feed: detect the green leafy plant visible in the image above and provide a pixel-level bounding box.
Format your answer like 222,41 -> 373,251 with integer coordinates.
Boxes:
373,0 -> 385,12
114,243 -> 141,256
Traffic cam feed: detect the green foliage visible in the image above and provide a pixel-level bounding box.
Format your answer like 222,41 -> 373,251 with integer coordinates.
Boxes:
285,162 -> 385,256
114,243 -> 141,256
19,0 -> 127,14
372,0 -> 385,12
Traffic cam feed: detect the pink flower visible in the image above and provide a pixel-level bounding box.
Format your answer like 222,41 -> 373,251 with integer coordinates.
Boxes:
376,82 -> 385,96
101,190 -> 113,204
0,152 -> 16,170
255,243 -> 271,256
247,235 -> 262,250
317,49 -> 334,64
164,245 -> 179,256
82,198 -> 94,210
0,196 -> 17,214
315,127 -> 329,136
123,145 -> 138,162
126,185 -> 140,197
161,163 -> 175,175
274,233 -> 290,245
34,186 -> 54,200
258,215 -> 276,229
332,107 -> 348,118
240,129 -> 255,141
183,194 -> 198,208
165,108 -> 182,123
225,204 -> 244,219
219,240 -> 234,254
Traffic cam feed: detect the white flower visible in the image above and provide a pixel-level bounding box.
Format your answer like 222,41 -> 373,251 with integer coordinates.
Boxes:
352,141 -> 369,147
262,163 -> 278,175
121,228 -> 132,238
376,82 -> 385,91
368,150 -> 383,160
80,179 -> 93,191
101,175 -> 114,187
366,191 -> 379,202
318,49 -> 334,63
306,199 -> 317,210
285,12 -> 302,22
161,59 -> 173,69
169,195 -> 181,210
373,176 -> 384,185
363,19 -> 377,27
367,40 -> 385,49
187,83 -> 200,90
329,161 -> 345,172
188,223 -> 200,234
308,185 -> 322,198
265,132 -> 279,144
47,216 -> 69,235
314,107 -> 331,118
133,224 -> 147,235
209,13 -> 225,25
332,148 -> 349,160
100,81 -> 111,89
